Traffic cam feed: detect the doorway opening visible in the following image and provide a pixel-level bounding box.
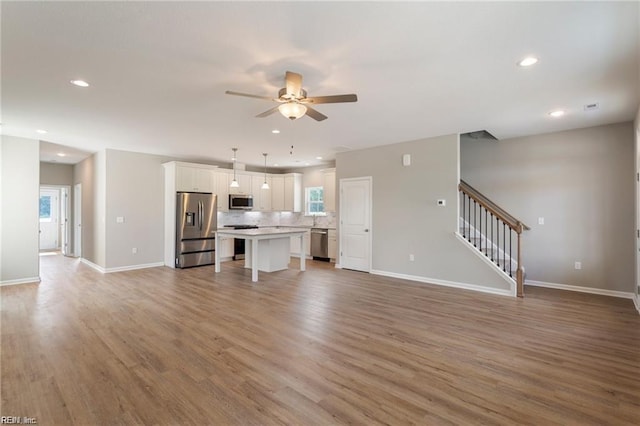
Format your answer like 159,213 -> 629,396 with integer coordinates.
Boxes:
39,185 -> 71,256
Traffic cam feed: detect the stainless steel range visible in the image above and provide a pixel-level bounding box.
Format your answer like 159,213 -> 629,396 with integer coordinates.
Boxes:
223,225 -> 259,260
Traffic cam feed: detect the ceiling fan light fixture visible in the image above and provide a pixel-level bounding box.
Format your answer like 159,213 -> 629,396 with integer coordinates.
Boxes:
278,102 -> 307,120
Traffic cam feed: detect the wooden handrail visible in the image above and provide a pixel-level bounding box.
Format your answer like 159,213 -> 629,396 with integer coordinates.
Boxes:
459,180 -> 530,233
459,179 -> 529,297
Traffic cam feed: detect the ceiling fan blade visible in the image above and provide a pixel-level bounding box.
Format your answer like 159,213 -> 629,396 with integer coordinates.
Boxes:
256,105 -> 280,118
304,105 -> 328,121
285,71 -> 303,98
225,90 -> 275,101
305,94 -> 358,104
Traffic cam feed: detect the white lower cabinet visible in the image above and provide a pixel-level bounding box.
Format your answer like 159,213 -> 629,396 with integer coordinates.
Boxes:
218,235 -> 234,260
290,229 -> 311,257
328,229 -> 337,260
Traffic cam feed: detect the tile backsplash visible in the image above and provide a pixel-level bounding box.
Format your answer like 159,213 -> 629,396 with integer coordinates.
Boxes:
218,211 -> 336,228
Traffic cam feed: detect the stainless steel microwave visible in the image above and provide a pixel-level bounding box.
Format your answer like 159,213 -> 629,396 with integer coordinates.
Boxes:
229,194 -> 253,210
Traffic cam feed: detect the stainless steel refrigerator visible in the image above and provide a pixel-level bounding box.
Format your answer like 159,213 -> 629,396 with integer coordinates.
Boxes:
176,192 -> 217,268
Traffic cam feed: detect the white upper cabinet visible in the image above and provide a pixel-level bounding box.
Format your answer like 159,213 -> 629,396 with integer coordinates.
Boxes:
251,175 -> 272,211
176,164 -> 214,192
271,176 -> 285,211
323,168 -> 336,212
229,172 -> 251,195
284,173 -> 302,212
212,170 -> 230,211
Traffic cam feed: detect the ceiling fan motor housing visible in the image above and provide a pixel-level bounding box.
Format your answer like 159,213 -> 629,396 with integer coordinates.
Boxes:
278,87 -> 307,101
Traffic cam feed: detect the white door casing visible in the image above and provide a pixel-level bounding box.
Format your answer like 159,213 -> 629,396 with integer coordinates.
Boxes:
74,183 -> 82,258
60,187 -> 71,256
339,177 -> 372,272
636,122 -> 640,305
39,188 -> 59,250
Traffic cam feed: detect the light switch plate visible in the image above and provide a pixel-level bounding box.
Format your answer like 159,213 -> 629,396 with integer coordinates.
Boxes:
116,216 -> 125,223
538,217 -> 544,225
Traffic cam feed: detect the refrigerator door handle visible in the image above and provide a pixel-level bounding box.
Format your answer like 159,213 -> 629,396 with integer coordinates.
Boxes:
198,201 -> 203,231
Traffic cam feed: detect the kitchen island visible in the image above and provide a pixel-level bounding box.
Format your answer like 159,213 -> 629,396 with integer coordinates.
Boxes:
215,228 -> 307,282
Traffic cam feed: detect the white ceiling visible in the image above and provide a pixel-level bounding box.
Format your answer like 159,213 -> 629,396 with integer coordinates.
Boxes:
2,2 -> 639,168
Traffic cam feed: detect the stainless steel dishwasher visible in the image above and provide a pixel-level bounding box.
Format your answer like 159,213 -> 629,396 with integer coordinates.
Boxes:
310,228 -> 329,260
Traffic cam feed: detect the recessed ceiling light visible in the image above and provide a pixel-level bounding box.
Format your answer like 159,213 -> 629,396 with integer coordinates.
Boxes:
316,156 -> 323,160
549,110 -> 565,118
36,129 -> 47,134
57,153 -> 66,157
305,162 -> 310,166
518,57 -> 538,67
70,80 -> 90,87
271,129 -> 280,134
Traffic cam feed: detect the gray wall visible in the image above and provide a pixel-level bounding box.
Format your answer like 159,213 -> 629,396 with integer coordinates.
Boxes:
40,162 -> 73,186
74,154 -> 100,266
1,136 -> 40,283
336,134 -> 512,292
461,122 -> 635,293
105,149 -> 166,268
636,108 -> 640,301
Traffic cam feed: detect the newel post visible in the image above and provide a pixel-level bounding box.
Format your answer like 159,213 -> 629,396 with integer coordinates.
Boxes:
516,224 -> 524,297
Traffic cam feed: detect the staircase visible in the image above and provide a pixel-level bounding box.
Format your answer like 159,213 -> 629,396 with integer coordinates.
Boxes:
458,180 -> 530,297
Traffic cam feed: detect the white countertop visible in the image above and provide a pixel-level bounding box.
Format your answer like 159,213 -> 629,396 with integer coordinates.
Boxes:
216,227 -> 308,237
218,225 -> 336,232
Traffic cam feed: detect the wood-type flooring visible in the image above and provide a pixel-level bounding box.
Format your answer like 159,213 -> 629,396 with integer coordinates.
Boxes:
2,254 -> 639,425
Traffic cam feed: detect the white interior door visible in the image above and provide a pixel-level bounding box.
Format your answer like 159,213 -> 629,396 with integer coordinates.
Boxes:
60,187 -> 71,256
339,177 -> 372,272
39,188 -> 59,251
74,183 -> 82,257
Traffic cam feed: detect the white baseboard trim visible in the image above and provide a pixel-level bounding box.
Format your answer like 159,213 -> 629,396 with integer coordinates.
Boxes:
0,276 -> 41,286
634,295 -> 640,314
370,269 -> 514,297
105,262 -> 165,273
81,259 -> 164,274
334,263 -> 342,269
526,280 -> 635,300
81,258 -> 106,273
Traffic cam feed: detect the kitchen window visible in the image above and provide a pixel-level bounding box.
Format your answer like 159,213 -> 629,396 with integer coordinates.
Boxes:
305,186 -> 326,216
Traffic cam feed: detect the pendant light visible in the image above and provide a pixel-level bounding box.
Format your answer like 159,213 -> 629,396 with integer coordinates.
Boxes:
261,153 -> 270,189
230,148 -> 239,188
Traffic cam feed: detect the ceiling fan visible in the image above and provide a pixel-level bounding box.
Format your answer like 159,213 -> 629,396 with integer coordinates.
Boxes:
225,71 -> 357,121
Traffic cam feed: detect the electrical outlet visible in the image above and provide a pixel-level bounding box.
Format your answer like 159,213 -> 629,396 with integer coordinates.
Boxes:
437,199 -> 446,206
574,261 -> 581,270
409,254 -> 415,261
116,216 -> 125,223
132,248 -> 138,254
